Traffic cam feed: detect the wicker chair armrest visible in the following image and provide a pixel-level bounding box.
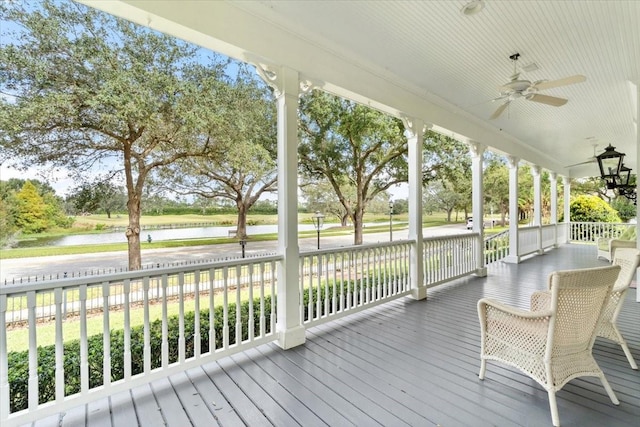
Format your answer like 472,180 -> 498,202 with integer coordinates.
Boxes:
478,298 -> 552,352
596,236 -> 612,249
478,298 -> 552,321
609,239 -> 637,260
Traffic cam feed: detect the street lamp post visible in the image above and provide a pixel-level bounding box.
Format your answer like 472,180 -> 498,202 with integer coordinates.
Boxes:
312,211 -> 325,249
389,201 -> 394,242
239,239 -> 247,258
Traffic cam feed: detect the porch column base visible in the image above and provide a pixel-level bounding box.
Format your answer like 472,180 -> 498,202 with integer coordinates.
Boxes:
474,267 -> 487,277
276,325 -> 306,350
410,286 -> 427,301
503,255 -> 521,264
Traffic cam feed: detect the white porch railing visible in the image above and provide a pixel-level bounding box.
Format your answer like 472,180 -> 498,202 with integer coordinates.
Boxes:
424,233 -> 479,287
484,230 -> 509,265
0,232 -> 533,426
300,240 -> 413,328
517,224 -> 559,257
518,226 -> 539,256
0,256 -> 281,427
568,222 -> 635,243
540,224 -> 557,249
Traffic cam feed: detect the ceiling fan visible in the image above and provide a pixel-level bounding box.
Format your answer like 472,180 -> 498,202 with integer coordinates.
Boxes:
565,143 -> 599,168
490,53 -> 586,120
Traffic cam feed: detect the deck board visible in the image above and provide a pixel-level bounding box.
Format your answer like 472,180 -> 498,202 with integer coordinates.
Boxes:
150,377 -> 192,427
129,384 -> 164,426
19,244 -> 640,427
85,397 -> 111,427
185,367 -> 244,426
109,390 -> 137,427
168,372 -> 217,427
216,357 -> 302,426
200,361 -> 274,427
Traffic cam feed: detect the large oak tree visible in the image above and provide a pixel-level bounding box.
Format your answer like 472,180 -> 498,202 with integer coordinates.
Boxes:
0,0 -> 233,268
161,66 -> 278,239
299,90 -> 472,244
298,90 -> 408,244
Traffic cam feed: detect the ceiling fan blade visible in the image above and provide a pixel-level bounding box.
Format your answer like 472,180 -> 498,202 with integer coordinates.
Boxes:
565,159 -> 595,168
533,75 -> 586,91
490,101 -> 510,119
526,93 -> 568,106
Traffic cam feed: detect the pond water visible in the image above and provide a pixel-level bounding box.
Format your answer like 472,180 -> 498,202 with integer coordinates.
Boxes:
16,224 -> 323,248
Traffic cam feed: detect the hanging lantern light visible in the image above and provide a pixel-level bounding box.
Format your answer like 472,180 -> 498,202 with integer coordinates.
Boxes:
596,144 -> 625,189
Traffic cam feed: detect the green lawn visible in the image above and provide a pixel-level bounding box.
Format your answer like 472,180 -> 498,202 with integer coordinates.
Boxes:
2,212 -> 455,259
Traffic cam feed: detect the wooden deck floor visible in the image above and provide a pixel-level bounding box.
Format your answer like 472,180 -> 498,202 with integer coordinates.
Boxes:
30,244 -> 640,427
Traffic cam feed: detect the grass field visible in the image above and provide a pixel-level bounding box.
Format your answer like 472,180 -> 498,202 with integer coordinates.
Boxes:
1,212 -> 468,260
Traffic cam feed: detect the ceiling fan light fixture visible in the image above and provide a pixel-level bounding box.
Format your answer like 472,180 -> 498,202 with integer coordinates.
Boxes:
461,0 -> 485,16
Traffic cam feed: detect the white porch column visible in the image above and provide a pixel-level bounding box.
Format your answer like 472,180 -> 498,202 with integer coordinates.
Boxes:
549,172 -> 558,247
633,81 -> 640,304
504,156 -> 520,263
258,65 -> 305,349
402,117 -> 427,300
563,176 -> 571,244
531,165 -> 543,254
531,165 -> 542,226
469,141 -> 487,276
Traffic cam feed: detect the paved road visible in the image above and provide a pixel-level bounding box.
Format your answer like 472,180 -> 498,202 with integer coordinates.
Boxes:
1,224 -> 468,283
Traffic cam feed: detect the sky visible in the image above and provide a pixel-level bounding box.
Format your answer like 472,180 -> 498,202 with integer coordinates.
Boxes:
0,163 -> 79,196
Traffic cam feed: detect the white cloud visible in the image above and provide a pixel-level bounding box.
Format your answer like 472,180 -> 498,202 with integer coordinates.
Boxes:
0,163 -> 78,197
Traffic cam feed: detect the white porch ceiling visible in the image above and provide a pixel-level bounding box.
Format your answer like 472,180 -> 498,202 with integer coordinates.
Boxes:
82,0 -> 639,179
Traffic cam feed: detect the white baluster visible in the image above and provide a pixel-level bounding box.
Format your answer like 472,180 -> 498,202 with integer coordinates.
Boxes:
143,277 -> 151,374
178,272 -> 185,363
79,285 -> 88,394
208,268 -> 215,353
222,267 -> 229,349
123,279 -> 131,380
248,264 -> 254,341
235,265 -> 242,345
102,281 -> 111,387
54,288 -> 64,403
0,295 -> 10,420
194,270 -> 201,358
161,274 -> 169,367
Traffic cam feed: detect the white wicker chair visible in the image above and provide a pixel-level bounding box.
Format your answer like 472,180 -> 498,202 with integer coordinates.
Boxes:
533,248 -> 640,369
599,248 -> 640,369
478,265 -> 621,427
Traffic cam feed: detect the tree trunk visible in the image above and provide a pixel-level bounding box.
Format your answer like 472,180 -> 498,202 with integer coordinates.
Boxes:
125,194 -> 142,270
353,209 -> 364,245
341,214 -> 348,227
236,203 -> 248,239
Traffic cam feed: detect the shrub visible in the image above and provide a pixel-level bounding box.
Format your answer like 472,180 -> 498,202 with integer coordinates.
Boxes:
569,195 -> 620,223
